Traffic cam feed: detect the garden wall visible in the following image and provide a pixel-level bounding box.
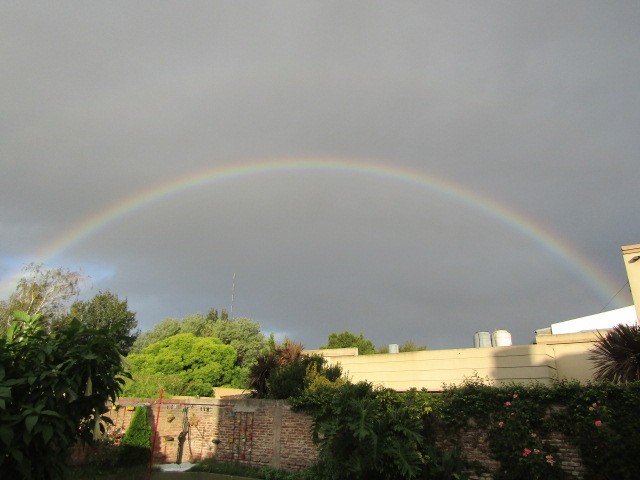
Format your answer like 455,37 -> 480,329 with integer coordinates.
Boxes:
104,397 -> 316,471
104,397 -> 588,479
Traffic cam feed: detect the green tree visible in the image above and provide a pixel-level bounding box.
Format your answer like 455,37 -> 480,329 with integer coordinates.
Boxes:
180,313 -> 215,337
125,333 -> 245,396
249,338 -> 306,397
321,331 -> 376,355
0,263 -> 85,332
129,317 -> 182,353
129,310 -> 267,371
267,355 -> 343,399
589,323 -> 640,383
0,311 -> 130,479
212,316 -> 267,368
66,291 -> 139,355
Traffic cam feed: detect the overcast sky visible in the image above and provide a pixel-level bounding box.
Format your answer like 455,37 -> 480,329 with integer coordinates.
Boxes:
2,2 -> 639,350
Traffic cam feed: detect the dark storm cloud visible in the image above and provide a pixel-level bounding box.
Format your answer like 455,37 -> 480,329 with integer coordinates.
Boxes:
1,1 -> 639,349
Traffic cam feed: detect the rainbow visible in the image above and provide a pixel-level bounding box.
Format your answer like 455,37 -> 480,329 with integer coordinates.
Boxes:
0,156 -> 624,306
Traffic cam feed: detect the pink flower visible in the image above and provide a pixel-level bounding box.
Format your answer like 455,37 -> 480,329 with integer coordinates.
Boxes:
546,454 -> 555,466
595,420 -> 603,427
498,421 -> 504,427
512,393 -> 519,399
523,448 -> 532,457
534,449 -> 540,455
505,401 -> 512,406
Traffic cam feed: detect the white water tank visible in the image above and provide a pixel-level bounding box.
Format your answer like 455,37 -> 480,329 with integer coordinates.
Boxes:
388,343 -> 399,354
473,331 -> 492,348
491,330 -> 512,347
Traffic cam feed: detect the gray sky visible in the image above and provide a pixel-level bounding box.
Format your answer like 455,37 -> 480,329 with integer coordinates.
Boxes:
2,1 -> 639,349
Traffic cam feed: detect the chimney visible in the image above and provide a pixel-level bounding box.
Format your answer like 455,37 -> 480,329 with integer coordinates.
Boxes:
621,244 -> 640,323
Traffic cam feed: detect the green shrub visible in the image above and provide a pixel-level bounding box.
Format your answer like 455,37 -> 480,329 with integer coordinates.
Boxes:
267,355 -> 342,399
292,382 -> 432,480
0,311 -> 129,480
120,406 -> 151,466
437,377 -> 640,480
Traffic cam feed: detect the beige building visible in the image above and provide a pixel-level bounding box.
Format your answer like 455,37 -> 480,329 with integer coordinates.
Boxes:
312,244 -> 640,392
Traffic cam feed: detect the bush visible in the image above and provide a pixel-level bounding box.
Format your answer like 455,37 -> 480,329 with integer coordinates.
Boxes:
292,382 -> 432,480
0,311 -> 129,480
120,406 -> 151,466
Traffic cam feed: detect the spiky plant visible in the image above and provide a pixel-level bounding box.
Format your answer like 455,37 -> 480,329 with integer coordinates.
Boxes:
589,323 -> 640,383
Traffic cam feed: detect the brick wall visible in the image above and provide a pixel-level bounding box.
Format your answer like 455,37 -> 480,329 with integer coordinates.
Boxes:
104,397 -> 316,471
104,398 -> 586,478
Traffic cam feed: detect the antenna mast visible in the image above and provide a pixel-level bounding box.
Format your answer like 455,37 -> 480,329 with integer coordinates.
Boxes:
230,272 -> 236,318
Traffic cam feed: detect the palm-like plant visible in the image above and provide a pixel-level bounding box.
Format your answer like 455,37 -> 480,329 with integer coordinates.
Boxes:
589,323 -> 640,383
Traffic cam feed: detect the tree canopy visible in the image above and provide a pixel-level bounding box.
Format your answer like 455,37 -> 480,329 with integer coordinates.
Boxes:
67,291 -> 139,355
129,310 -> 267,369
321,331 -> 377,355
125,333 -> 246,396
0,263 -> 85,332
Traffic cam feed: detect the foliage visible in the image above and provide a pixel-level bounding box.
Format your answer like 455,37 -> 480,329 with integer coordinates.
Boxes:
120,373 -> 184,398
0,311 -> 130,480
250,350 -> 280,397
321,331 -> 376,355
267,355 -> 343,399
378,340 -> 428,354
487,392 -> 562,479
292,382 -> 432,480
188,457 -> 315,479
119,406 -> 151,466
129,318 -> 182,354
589,324 -> 640,383
66,291 -> 139,356
130,310 -> 228,353
126,333 -> 244,396
1,263 -> 85,332
421,445 -> 470,480
552,381 -> 640,480
129,309 -> 266,374
249,338 -> 309,398
212,316 -> 268,368
437,376 -> 640,480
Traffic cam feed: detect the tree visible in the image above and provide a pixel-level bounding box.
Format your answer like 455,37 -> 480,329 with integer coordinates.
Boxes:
67,291 -> 139,355
267,355 -> 343,399
212,316 -> 267,368
129,317 -> 182,353
0,311 -> 130,479
1,263 -> 85,331
589,324 -> 640,383
129,310 -> 267,371
180,313 -> 215,337
125,333 -> 246,396
249,338 -> 307,397
321,331 -> 377,355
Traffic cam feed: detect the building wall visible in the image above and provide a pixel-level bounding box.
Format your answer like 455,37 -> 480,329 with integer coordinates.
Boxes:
319,345 -> 559,391
316,336 -> 605,391
622,243 -> 640,322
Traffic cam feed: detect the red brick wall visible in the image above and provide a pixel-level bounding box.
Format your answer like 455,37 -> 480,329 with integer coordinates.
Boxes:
104,398 -> 586,478
104,397 -> 316,470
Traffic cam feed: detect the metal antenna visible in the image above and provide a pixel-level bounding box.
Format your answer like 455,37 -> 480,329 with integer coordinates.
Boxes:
230,272 -> 236,318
